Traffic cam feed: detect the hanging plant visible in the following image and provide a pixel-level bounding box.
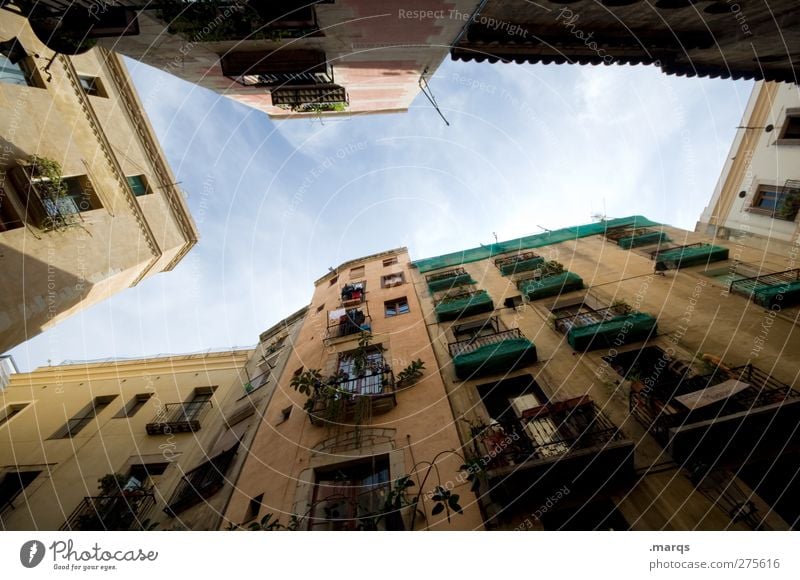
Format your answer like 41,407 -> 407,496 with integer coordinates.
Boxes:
396,359 -> 425,389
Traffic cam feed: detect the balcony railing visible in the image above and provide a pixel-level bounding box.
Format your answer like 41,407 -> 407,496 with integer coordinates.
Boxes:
650,243 -> 729,270
8,165 -> 83,231
426,267 -> 475,292
630,364 -> 800,462
516,270 -> 584,300
472,396 -> 633,501
434,289 -> 493,322
60,492 -> 155,531
553,305 -> 631,334
494,251 -> 544,276
308,366 -> 396,426
605,226 -> 669,249
271,84 -> 348,112
729,268 -> 800,308
146,401 -> 212,435
327,308 -> 371,340
448,328 -> 537,379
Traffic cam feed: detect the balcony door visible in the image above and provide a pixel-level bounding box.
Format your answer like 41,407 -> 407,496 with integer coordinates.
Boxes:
182,389 -> 214,421
510,393 -> 569,458
310,458 -> 390,530
337,351 -> 384,395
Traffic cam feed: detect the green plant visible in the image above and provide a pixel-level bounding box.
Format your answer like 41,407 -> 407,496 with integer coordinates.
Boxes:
541,260 -> 565,276
97,473 -> 129,496
396,359 -> 425,388
776,189 -> 800,220
611,299 -> 632,313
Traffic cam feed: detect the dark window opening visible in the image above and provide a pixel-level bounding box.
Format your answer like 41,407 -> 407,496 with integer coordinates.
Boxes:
0,403 -> 28,427
310,457 -> 391,530
245,493 -> 264,522
384,297 -> 409,317
780,114 -> 800,140
126,175 -> 150,197
51,395 -> 117,438
738,454 -> 800,530
540,499 -> 629,530
0,470 -> 41,512
114,394 -> 152,418
78,75 -> 106,97
453,317 -> 500,343
477,375 -> 547,424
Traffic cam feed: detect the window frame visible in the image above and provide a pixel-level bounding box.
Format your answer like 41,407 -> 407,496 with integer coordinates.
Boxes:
777,108 -> 800,144
382,257 -> 398,267
126,175 -> 151,197
77,75 -> 107,98
381,272 -> 405,288
0,403 -> 29,428
748,184 -> 799,220
113,394 -> 153,419
50,395 -> 117,439
0,469 -> 42,514
384,297 -> 410,317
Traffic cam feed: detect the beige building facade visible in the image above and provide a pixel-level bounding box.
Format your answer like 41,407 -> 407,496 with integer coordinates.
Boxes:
697,82 -> 800,255
0,11 -> 198,353
224,248 -> 484,530
410,215 -> 800,530
0,349 -> 258,531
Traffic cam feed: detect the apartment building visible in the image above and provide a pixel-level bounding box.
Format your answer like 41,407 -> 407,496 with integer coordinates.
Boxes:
224,248 -> 484,530
0,11 -> 199,353
697,81 -> 800,255
0,349 -> 255,531
409,215 -> 799,530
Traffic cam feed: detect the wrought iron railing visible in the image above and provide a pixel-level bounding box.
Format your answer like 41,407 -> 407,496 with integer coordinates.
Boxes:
494,251 -> 542,269
434,288 -> 486,307
630,364 -> 800,444
60,491 -> 155,531
145,400 -> 212,435
326,308 -> 370,339
552,305 -> 631,334
729,268 -> 800,296
271,84 -> 348,111
472,397 -> 626,469
448,328 -> 525,357
426,267 -> 468,283
331,365 -> 394,397
648,242 -> 702,260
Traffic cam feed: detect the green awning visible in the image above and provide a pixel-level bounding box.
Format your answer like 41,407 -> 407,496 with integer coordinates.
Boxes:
499,256 -> 545,276
519,272 -> 584,300
751,280 -> 800,308
435,291 -> 493,322
567,312 -> 658,351
452,338 -> 537,379
617,231 -> 669,249
656,244 -> 729,269
427,273 -> 476,293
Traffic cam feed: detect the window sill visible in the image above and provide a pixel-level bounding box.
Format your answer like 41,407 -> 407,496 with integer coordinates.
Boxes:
744,207 -> 798,221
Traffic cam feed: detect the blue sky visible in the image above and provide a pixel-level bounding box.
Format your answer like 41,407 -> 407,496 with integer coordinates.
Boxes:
9,57 -> 752,371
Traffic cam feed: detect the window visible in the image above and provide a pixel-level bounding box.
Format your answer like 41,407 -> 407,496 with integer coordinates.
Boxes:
124,463 -> 169,492
383,257 -> 398,267
0,190 -> 23,232
43,176 -> 102,217
381,272 -> 405,288
384,297 -> 409,317
310,457 -> 391,530
778,109 -> 800,142
114,394 -> 153,418
279,406 -> 292,423
183,388 -> 215,421
126,175 -> 151,197
337,349 -> 386,395
341,281 -> 365,304
293,367 -> 304,378
349,265 -> 365,278
0,470 -> 41,512
165,444 -> 239,516
453,317 -> 500,342
329,276 -> 338,286
78,75 -> 106,97
51,395 -> 117,438
0,403 -> 28,428
0,39 -> 39,87
245,493 -> 264,522
749,184 -> 800,220
316,304 -> 325,313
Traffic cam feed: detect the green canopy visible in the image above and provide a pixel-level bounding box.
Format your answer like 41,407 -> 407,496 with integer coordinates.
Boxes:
435,291 -> 494,322
427,273 -> 475,293
499,256 -> 545,276
519,272 -> 584,300
452,338 -> 537,379
567,312 -> 658,351
617,231 -> 669,249
656,244 -> 728,269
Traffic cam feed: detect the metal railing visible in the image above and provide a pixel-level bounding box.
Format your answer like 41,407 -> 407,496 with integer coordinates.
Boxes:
472,397 -> 626,469
605,226 -> 654,241
448,328 -> 525,357
326,308 -> 370,339
331,365 -> 394,397
426,267 -> 468,283
271,84 -> 348,111
729,268 -> 800,296
434,288 -> 487,307
494,251 -> 542,269
552,305 -> 631,334
60,492 -> 155,531
164,445 -> 238,516
630,364 -> 800,443
649,242 -> 703,260
145,400 -> 212,435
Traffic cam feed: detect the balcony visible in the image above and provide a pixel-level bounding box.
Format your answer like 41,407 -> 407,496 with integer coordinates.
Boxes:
517,271 -> 584,300
448,328 -> 537,379
327,307 -> 371,340
145,401 -> 212,435
434,289 -> 493,322
494,251 -> 544,276
426,267 -> 475,293
473,396 -> 633,501
553,305 -> 658,351
60,491 -> 155,531
7,165 -> 82,231
221,49 -> 332,88
307,365 -> 397,426
605,226 -> 669,249
729,268 -> 800,308
340,282 -> 365,308
630,364 -> 800,464
271,84 -> 348,112
651,243 -> 729,270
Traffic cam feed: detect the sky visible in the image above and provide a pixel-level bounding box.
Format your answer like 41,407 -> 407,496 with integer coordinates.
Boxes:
9,57 -> 752,372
